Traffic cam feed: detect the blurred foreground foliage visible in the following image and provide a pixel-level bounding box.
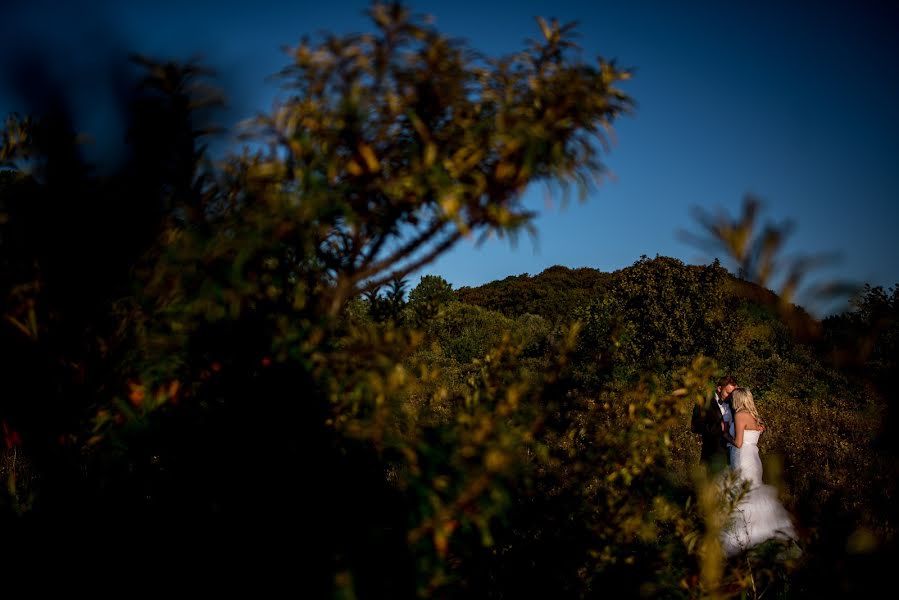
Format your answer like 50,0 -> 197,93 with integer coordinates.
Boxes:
1,3 -> 896,597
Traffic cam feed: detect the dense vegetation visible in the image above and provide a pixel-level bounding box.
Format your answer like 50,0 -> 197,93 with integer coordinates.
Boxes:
1,3 -> 896,596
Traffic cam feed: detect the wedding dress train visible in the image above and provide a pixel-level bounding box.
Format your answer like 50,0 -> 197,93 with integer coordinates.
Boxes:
722,430 -> 798,557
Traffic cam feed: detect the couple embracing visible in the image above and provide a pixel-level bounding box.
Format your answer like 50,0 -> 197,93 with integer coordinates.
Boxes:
691,376 -> 799,557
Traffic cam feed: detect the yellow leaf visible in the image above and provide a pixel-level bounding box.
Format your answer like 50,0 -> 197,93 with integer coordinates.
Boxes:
423,142 -> 437,168
440,194 -> 460,217
485,449 -> 508,472
250,162 -> 280,179
495,162 -> 516,180
409,112 -> 430,141
535,16 -> 552,41
346,160 -> 364,176
358,143 -> 380,172
434,529 -> 448,557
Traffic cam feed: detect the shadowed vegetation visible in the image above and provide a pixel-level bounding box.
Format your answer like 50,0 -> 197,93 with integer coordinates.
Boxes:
1,2 -> 896,597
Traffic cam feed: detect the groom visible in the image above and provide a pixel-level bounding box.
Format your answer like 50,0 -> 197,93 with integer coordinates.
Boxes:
691,375 -> 737,473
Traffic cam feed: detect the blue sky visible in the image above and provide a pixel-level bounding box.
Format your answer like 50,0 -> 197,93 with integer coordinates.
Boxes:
3,1 -> 897,313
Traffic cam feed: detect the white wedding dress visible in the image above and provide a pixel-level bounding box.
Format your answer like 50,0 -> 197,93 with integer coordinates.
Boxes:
721,430 -> 798,557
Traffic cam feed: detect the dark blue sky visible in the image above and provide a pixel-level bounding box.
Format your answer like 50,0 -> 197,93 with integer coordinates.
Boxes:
3,1 -> 897,313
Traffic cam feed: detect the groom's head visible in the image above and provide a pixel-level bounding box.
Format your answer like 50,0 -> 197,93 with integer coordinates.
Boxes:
717,375 -> 737,400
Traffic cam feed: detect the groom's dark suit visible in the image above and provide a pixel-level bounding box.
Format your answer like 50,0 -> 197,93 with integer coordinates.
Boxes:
691,393 -> 735,473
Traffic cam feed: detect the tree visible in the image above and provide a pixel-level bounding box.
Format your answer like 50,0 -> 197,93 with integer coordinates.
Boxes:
1,2 -> 635,593
407,274 -> 454,324
574,256 -> 732,377
362,276 -> 408,323
0,55 -> 222,524
456,265 -> 609,320
384,276 -> 409,322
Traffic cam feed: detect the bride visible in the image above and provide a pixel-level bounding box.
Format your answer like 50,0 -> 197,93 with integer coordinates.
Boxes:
721,387 -> 799,557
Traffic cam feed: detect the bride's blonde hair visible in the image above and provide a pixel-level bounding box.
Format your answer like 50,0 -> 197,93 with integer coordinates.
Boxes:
731,387 -> 763,425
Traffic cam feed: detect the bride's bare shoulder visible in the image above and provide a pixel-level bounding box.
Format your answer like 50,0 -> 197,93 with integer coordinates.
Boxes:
734,410 -> 761,429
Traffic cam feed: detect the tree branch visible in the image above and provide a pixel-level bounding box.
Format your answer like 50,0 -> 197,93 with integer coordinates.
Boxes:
359,230 -> 463,294
352,217 -> 447,284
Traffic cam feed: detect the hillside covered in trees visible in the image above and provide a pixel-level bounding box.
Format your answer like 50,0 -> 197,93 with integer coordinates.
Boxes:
346,256 -> 898,597
1,3 -> 896,597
